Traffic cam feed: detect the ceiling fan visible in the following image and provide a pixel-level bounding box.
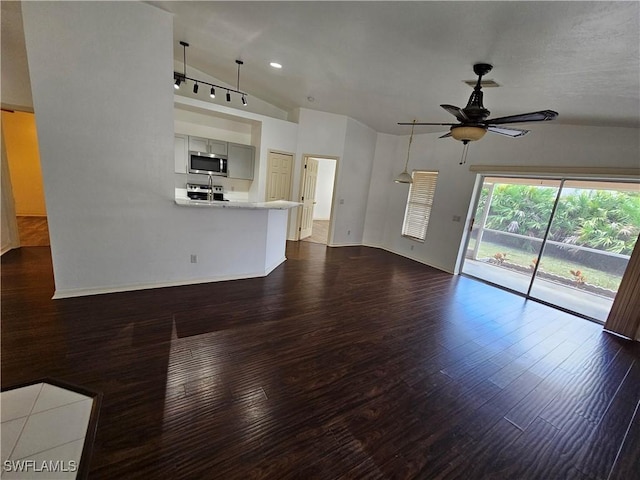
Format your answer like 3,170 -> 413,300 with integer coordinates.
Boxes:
399,63 -> 558,144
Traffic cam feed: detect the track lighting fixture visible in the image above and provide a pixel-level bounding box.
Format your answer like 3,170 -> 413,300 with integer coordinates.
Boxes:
173,41 -> 248,106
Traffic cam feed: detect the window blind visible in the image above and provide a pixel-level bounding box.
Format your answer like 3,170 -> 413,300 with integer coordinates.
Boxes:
402,171 -> 438,242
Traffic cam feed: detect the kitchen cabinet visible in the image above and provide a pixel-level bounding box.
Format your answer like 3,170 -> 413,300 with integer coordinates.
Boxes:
174,134 -> 188,174
188,136 -> 227,155
227,143 -> 255,180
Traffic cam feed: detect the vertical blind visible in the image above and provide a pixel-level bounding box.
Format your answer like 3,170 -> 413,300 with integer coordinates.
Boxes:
402,171 -> 439,242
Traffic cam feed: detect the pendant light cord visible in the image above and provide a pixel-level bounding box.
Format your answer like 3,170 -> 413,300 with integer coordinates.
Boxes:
236,60 -> 244,91
181,41 -> 188,79
404,120 -> 416,171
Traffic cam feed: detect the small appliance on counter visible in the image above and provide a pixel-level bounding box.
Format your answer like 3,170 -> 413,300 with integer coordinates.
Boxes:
186,183 -> 226,201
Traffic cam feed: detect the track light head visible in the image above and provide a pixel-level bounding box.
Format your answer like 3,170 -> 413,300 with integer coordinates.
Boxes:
193,83 -> 198,94
174,78 -> 181,89
226,91 -> 231,102
210,87 -> 216,98
242,95 -> 247,106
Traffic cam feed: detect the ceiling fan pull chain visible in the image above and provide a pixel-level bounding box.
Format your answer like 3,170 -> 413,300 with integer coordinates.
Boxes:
459,141 -> 470,165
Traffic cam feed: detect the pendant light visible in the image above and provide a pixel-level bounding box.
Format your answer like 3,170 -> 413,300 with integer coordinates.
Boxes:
394,120 -> 416,184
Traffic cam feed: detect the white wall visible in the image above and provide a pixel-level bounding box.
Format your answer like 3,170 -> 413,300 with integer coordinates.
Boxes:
293,109 -> 347,240
363,133 -> 400,247
174,108 -> 252,145
294,109 -> 377,245
364,123 -> 640,273
312,158 -> 336,220
0,2 -> 33,111
332,118 -> 377,245
21,2 -> 294,297
265,209 -> 289,272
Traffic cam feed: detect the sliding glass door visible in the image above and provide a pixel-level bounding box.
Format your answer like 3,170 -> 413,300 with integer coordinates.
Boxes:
463,177 -> 561,294
529,180 -> 640,321
462,176 -> 640,322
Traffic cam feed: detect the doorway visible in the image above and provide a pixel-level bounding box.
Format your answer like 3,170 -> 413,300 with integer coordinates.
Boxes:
461,176 -> 640,323
299,155 -> 338,245
1,110 -> 50,247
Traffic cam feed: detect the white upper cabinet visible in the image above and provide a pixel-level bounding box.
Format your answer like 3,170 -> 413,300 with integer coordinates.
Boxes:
188,136 -> 208,153
188,136 -> 227,155
174,134 -> 188,174
227,143 -> 255,180
208,139 -> 228,156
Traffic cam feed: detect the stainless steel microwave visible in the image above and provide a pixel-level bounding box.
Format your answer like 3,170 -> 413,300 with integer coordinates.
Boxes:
188,151 -> 228,176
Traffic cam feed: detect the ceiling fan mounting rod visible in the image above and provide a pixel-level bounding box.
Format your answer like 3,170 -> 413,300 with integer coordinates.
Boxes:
465,63 -> 493,121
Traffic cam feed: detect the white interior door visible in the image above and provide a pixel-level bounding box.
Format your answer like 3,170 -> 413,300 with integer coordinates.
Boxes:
266,152 -> 293,201
299,157 -> 318,239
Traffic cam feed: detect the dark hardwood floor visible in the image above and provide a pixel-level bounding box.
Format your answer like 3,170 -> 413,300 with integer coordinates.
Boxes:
2,243 -> 639,479
16,216 -> 50,246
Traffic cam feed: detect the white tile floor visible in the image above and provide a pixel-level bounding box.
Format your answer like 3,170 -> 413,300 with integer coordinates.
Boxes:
1,383 -> 93,479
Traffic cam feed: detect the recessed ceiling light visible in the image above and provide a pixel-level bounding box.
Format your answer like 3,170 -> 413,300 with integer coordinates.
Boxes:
270,62 -> 282,69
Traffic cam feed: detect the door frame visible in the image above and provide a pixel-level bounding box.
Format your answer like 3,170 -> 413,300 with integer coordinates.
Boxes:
296,154 -> 339,244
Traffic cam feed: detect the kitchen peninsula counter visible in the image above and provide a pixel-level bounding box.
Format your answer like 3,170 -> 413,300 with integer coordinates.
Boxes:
174,197 -> 300,210
171,189 -> 300,287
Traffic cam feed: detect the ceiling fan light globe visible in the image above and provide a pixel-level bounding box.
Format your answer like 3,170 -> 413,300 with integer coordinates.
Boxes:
451,126 -> 486,142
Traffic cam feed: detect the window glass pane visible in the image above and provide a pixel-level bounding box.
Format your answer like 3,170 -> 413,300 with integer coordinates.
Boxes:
530,180 -> 640,321
462,177 -> 560,294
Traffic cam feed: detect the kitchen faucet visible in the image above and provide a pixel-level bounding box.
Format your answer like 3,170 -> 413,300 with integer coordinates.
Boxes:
207,174 -> 213,201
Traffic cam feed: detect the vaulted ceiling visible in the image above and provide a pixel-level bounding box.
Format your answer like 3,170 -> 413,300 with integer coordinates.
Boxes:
151,1 -> 639,134
4,2 -> 639,135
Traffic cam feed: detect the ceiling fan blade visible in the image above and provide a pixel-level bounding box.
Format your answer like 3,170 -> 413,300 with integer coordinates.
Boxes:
440,104 -> 469,122
439,132 -> 452,138
485,110 -> 558,125
487,126 -> 529,137
398,122 -> 458,126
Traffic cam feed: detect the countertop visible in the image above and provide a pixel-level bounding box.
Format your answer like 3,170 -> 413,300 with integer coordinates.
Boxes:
175,197 -> 300,210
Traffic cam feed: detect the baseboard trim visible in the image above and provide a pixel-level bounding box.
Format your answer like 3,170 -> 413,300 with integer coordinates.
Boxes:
1,242 -> 20,256
52,261 -> 287,299
51,245 -> 454,299
265,256 -> 286,275
362,242 -> 455,275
